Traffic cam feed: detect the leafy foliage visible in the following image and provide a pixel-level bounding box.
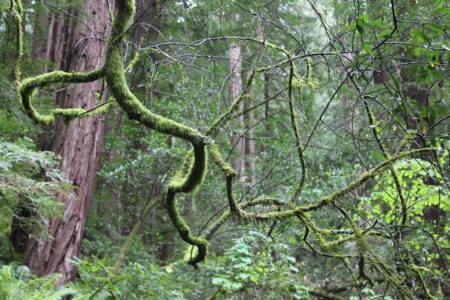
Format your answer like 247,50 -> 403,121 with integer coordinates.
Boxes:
0,138 -> 71,259
210,231 -> 312,299
0,264 -> 74,300
67,258 -> 185,300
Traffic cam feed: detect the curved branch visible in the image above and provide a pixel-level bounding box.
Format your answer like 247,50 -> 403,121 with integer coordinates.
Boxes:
19,69 -> 107,125
105,0 -> 210,266
215,147 -> 434,223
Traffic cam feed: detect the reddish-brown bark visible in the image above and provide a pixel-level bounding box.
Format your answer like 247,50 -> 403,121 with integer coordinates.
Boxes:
22,1 -> 108,285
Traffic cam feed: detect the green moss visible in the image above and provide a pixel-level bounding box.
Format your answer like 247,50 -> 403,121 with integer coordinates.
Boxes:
207,90 -> 254,137
287,66 -> 306,204
105,36 -> 205,144
169,145 -> 207,193
201,210 -> 231,240
409,264 -> 435,299
11,0 -> 23,98
125,49 -> 141,71
226,176 -> 242,215
232,148 -> 434,221
291,76 -> 304,88
207,144 -> 236,177
166,190 -> 208,266
19,69 -> 106,125
105,0 -> 213,266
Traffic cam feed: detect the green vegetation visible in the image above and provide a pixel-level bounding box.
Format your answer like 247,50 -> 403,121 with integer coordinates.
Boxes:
0,0 -> 448,299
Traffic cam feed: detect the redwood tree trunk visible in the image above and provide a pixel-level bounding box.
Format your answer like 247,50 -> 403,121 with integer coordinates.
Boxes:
23,1 -> 108,285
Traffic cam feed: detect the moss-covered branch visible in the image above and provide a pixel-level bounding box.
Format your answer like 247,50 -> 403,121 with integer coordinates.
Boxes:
11,0 -> 23,98
286,65 -> 306,204
235,148 -> 433,221
11,0 -> 109,125
105,0 -> 212,266
19,69 -> 108,125
105,0 -> 207,145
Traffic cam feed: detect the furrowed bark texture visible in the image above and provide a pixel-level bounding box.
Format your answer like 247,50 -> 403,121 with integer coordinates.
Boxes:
22,0 -> 108,285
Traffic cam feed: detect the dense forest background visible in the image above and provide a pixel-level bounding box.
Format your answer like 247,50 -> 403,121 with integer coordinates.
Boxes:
0,0 -> 449,299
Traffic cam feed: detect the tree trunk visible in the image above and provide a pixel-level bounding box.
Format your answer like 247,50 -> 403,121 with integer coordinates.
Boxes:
229,42 -> 246,178
22,1 -> 108,285
229,42 -> 256,183
243,87 -> 255,184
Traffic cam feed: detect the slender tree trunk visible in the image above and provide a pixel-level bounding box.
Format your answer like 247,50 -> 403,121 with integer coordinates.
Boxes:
229,42 -> 256,183
262,72 -> 271,186
243,88 -> 255,184
229,42 -> 246,178
263,73 -> 270,146
22,1 -> 108,285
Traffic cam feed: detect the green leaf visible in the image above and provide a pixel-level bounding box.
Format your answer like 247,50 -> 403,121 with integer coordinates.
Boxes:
369,18 -> 383,27
345,24 -> 357,30
287,236 -> 297,245
363,42 -> 372,55
414,47 -> 423,56
437,7 -> 450,14
360,14 -> 369,23
212,277 -> 228,286
377,29 -> 392,37
411,30 -> 432,43
426,23 -> 445,32
373,151 -> 385,160
237,273 -> 251,280
362,288 -> 376,296
162,264 -> 173,273
435,0 -> 444,8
